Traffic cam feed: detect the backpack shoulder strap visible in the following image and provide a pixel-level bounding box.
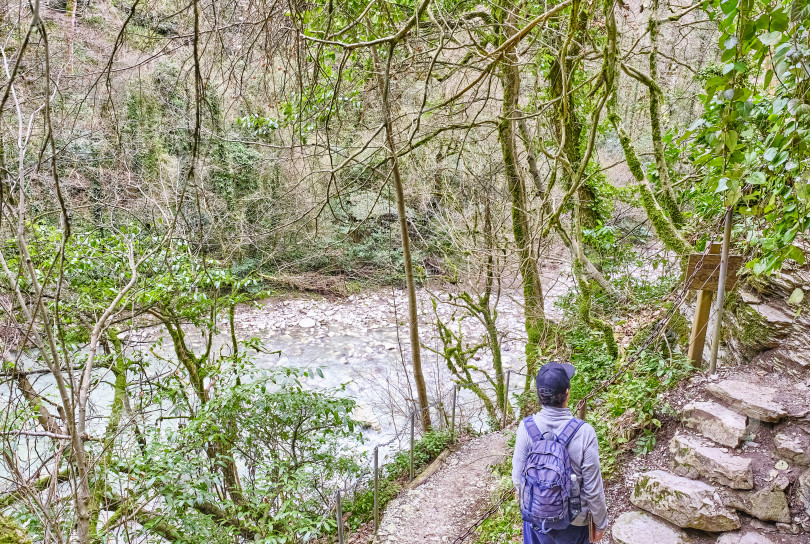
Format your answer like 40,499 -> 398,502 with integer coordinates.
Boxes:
558,417 -> 585,447
523,416 -> 544,442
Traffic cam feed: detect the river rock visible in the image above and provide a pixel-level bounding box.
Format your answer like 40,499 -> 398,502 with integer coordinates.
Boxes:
630,470 -> 740,531
612,511 -> 690,544
774,424 -> 810,466
716,531 -> 776,544
298,318 -> 317,328
351,402 -> 382,432
670,432 -> 753,489
681,401 -> 747,448
706,380 -> 788,422
725,485 -> 791,523
799,468 -> 810,515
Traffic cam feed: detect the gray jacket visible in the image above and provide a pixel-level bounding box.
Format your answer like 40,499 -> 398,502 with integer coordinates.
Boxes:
511,406 -> 608,530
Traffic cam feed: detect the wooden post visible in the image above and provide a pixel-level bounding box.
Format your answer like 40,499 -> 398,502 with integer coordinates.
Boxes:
685,238 -> 743,371
576,399 -> 587,420
687,243 -> 722,368
409,411 -> 415,481
688,290 -> 714,368
336,491 -> 344,544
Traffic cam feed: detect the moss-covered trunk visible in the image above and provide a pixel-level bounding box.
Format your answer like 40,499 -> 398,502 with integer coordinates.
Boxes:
607,97 -> 690,256
497,50 -> 546,393
648,0 -> 684,226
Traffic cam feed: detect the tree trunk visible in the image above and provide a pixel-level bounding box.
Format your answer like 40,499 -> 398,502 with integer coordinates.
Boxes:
372,43 -> 431,430
648,0 -> 684,225
607,96 -> 690,256
498,49 -> 546,393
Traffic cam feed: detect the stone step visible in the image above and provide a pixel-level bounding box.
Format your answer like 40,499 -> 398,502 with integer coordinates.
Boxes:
706,380 -> 788,422
630,470 -> 740,531
774,423 -> 810,466
670,432 -> 754,489
716,531 -> 776,544
611,511 -> 689,544
682,400 -> 747,448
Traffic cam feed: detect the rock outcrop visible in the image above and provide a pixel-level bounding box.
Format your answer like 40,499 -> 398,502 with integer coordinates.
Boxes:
716,531 -> 777,544
774,424 -> 810,466
615,330 -> 810,543
798,468 -> 810,516
724,486 -> 792,524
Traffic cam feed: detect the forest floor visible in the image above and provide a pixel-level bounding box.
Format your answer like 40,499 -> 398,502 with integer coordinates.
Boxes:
373,432 -> 510,544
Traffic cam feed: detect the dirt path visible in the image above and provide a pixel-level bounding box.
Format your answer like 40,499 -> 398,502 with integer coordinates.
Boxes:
377,432 -> 510,544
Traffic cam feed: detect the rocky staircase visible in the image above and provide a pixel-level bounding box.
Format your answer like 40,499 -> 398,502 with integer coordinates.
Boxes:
612,366 -> 810,543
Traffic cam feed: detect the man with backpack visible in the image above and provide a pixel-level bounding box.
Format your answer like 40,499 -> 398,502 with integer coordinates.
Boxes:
511,362 -> 608,543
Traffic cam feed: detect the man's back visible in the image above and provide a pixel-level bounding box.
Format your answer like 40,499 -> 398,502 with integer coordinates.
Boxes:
511,405 -> 608,530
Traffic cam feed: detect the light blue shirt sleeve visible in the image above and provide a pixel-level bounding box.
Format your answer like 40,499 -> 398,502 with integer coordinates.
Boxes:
511,419 -> 530,489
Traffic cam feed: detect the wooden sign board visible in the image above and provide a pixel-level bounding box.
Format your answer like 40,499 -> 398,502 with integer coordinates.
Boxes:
685,253 -> 744,291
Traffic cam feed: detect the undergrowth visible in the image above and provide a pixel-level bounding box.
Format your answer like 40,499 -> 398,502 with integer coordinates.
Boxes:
342,430 -> 453,530
476,432 -> 521,544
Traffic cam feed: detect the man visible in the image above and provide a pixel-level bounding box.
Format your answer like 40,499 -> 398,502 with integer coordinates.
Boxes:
512,362 -> 608,543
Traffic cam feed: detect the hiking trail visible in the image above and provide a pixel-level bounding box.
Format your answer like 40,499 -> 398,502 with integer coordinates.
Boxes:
375,432 -> 510,544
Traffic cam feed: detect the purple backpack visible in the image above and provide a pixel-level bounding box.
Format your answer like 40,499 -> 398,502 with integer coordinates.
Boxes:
519,416 -> 584,533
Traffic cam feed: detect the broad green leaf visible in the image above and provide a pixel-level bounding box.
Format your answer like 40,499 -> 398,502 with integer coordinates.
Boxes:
789,288 -> 805,305
725,130 -> 739,151
746,172 -> 767,185
759,31 -> 783,46
720,0 -> 738,13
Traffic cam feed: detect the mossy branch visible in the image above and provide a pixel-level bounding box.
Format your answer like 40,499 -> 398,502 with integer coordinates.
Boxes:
607,98 -> 690,256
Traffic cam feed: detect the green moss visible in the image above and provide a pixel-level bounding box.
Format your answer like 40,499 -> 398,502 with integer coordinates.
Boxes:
637,183 -> 690,256
610,116 -> 645,182
667,306 -> 691,347
608,99 -> 689,256
0,517 -> 30,544
727,292 -> 774,349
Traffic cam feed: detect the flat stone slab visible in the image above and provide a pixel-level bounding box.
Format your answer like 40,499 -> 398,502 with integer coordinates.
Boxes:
706,380 -> 788,422
774,423 -> 810,466
682,401 -> 747,448
670,432 -> 753,489
630,470 -> 740,532
716,531 -> 776,544
612,510 -> 690,544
